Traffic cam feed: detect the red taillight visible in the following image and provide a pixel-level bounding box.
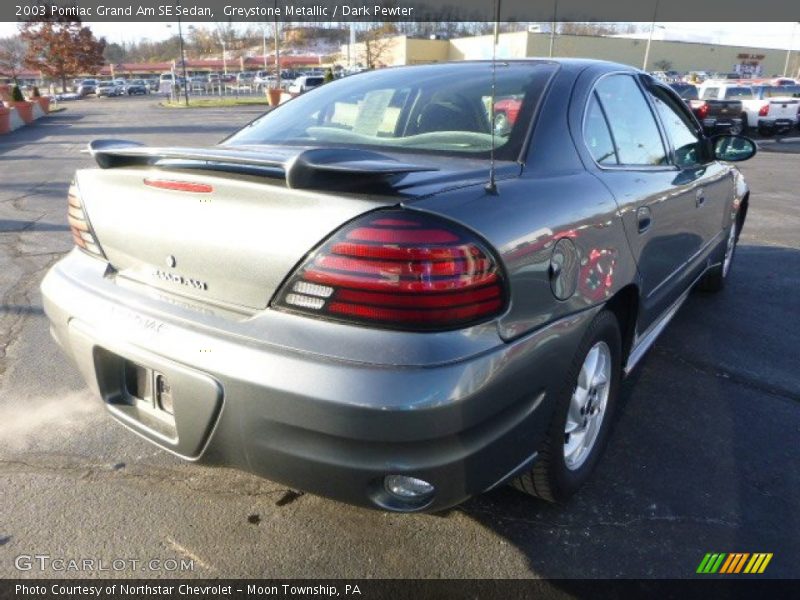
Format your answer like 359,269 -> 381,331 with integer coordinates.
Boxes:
758,103 -> 769,117
273,210 -> 507,331
68,180 -> 105,259
694,101 -> 709,119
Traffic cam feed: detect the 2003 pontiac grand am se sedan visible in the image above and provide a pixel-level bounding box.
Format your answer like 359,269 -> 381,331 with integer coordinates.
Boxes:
42,59 -> 756,512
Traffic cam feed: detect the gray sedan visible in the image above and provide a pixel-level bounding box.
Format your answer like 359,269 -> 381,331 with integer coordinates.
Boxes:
42,60 -> 755,512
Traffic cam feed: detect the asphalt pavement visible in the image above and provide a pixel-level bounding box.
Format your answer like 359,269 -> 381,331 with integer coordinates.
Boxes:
1,96 -> 798,580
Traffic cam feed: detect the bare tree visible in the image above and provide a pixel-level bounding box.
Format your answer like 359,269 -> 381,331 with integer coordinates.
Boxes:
0,36 -> 27,83
360,23 -> 398,68
559,22 -> 625,36
653,59 -> 673,71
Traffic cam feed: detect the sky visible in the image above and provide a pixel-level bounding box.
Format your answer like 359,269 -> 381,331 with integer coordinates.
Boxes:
0,21 -> 798,51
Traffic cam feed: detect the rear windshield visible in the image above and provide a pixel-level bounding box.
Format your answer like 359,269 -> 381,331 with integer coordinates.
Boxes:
762,85 -> 800,98
724,87 -> 754,99
226,62 -> 557,159
670,84 -> 698,99
305,77 -> 324,86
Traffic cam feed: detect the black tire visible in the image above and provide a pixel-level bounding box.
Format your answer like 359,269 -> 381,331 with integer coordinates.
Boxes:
512,310 -> 622,503
697,219 -> 739,293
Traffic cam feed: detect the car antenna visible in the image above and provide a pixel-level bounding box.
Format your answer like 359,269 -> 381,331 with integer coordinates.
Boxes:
485,0 -> 501,195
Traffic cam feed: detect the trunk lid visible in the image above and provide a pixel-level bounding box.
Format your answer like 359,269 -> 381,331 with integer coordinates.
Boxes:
77,143 -> 513,311
76,167 -> 396,310
703,99 -> 742,117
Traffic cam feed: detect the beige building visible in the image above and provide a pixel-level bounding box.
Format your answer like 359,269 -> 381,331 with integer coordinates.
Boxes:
342,31 -> 800,78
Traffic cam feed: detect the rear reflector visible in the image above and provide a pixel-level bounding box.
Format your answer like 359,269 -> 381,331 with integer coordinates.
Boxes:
143,178 -> 213,193
273,210 -> 507,331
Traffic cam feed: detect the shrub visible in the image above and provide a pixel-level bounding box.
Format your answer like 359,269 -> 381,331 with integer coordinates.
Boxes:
324,69 -> 334,84
12,85 -> 25,102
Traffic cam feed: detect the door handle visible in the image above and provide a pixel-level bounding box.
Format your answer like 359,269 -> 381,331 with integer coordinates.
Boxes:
637,206 -> 652,234
696,188 -> 706,207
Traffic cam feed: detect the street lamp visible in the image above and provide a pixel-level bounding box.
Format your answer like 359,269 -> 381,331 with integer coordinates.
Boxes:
783,22 -> 800,77
548,0 -> 557,58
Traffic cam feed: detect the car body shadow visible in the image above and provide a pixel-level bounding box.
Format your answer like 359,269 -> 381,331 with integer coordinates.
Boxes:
455,244 -> 800,578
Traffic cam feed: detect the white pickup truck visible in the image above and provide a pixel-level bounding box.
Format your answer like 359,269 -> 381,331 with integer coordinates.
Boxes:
698,81 -> 799,136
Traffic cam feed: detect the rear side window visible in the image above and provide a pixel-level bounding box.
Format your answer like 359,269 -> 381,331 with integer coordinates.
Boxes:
594,75 -> 667,166
583,93 -> 617,165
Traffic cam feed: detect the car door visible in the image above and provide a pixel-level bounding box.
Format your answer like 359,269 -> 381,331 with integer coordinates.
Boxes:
646,82 -> 735,270
585,73 -> 702,329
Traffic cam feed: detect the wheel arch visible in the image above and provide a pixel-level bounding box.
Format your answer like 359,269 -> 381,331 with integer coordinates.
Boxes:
737,191 -> 749,237
603,283 -> 640,368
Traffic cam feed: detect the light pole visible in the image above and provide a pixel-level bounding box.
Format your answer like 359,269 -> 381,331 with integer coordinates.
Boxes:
548,0 -> 557,58
262,26 -> 268,71
215,33 -> 227,76
642,5 -> 666,71
174,2 -> 189,106
273,0 -> 280,90
783,22 -> 799,77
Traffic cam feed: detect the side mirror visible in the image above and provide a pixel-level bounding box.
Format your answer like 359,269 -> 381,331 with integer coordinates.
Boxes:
712,134 -> 757,162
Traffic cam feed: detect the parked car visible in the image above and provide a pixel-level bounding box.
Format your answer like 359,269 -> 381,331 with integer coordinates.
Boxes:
749,85 -> 800,130
158,71 -> 180,93
77,79 -> 98,96
672,84 -> 744,135
125,79 -> 149,95
146,78 -> 159,92
288,75 -> 324,94
96,80 -> 122,97
699,81 -> 797,136
235,72 -> 256,87
43,60 -> 755,513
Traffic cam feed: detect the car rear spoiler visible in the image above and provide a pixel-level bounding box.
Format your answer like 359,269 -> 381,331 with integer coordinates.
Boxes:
86,139 -> 438,191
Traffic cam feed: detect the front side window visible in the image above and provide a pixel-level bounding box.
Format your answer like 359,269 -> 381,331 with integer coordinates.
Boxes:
594,75 -> 667,167
649,86 -> 706,168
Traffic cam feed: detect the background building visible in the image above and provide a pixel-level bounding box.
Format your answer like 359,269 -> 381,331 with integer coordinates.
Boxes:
343,31 -> 800,77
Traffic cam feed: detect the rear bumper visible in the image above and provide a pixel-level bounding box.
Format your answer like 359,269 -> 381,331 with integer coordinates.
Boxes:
701,117 -> 742,134
757,118 -> 795,133
42,250 -> 595,511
